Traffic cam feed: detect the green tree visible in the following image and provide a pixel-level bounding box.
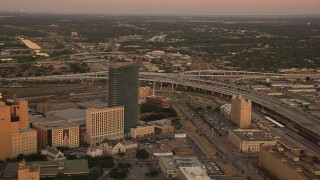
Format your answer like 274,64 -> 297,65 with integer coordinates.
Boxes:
136,149 -> 149,159
312,156 -> 319,162
89,167 -> 103,180
145,170 -> 159,177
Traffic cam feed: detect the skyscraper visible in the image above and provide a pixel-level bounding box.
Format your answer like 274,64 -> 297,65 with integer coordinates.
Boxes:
108,63 -> 139,134
230,95 -> 252,129
0,99 -> 37,160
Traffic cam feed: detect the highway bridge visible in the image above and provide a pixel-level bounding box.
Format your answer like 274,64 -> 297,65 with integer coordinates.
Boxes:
1,70 -> 320,144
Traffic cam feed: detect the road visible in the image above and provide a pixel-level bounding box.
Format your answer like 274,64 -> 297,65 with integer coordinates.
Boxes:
172,99 -> 264,180
2,70 -> 320,144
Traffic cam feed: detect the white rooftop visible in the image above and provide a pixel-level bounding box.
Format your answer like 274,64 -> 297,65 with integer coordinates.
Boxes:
178,167 -> 211,180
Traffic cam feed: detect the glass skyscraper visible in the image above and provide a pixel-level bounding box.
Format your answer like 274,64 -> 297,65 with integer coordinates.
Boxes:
108,63 -> 139,134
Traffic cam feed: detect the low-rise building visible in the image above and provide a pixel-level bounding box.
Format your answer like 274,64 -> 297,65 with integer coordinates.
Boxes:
178,167 -> 211,180
153,144 -> 173,157
146,96 -> 171,108
159,156 -> 205,178
228,129 -> 276,153
130,125 -> 154,138
41,147 -> 66,161
220,104 -> 231,120
99,140 -> 138,155
87,147 -> 103,157
147,119 -> 174,134
4,160 -> 89,179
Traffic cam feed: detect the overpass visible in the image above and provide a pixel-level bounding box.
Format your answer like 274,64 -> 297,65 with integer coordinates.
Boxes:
1,71 -> 320,143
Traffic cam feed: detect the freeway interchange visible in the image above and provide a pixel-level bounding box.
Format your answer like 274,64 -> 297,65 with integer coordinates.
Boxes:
2,70 -> 320,145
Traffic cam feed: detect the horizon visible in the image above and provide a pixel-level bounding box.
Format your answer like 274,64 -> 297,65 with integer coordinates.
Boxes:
1,0 -> 320,16
1,11 -> 320,17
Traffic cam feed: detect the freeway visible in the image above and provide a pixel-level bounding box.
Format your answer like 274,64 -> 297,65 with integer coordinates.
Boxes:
2,71 -> 320,143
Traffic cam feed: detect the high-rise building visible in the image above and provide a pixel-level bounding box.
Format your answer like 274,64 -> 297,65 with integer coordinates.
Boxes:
0,99 -> 37,160
230,95 -> 252,129
32,120 -> 80,150
86,107 -> 124,145
108,63 -> 139,134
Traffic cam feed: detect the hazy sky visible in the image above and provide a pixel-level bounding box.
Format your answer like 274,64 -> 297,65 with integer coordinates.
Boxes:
1,0 -> 320,15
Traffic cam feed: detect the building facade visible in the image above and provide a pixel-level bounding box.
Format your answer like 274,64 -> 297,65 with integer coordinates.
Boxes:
18,161 -> 40,180
86,107 -> 124,145
130,125 -> 155,138
228,129 -> 277,153
230,95 -> 252,129
0,99 -> 37,160
146,96 -> 171,108
108,63 -> 139,134
139,86 -> 155,101
32,120 -> 80,150
259,147 -> 317,180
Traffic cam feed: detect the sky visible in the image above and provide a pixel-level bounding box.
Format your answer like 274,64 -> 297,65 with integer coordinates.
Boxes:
1,0 -> 320,15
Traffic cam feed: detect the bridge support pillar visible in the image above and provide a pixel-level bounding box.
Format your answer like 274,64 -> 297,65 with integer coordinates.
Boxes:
171,83 -> 174,92
91,78 -> 94,84
160,82 -> 163,90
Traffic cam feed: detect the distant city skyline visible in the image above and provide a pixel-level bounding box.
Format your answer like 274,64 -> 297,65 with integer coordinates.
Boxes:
1,0 -> 320,15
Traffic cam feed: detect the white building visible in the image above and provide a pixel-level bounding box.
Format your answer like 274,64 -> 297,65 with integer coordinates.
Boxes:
178,167 -> 211,180
41,147 -> 66,161
87,147 -> 103,157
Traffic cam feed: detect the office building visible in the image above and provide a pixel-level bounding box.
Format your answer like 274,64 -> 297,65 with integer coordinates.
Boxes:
130,125 -> 154,138
228,129 -> 277,152
259,146 -> 320,180
0,99 -> 37,160
32,120 -> 80,150
146,96 -> 171,108
146,119 -> 174,134
139,86 -> 155,101
230,95 -> 252,128
108,63 -> 139,134
86,107 -> 124,145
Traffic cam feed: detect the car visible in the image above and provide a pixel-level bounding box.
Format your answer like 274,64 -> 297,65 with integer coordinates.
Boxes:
211,162 -> 216,166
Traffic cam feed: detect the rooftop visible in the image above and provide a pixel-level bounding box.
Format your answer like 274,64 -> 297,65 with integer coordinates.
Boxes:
231,129 -> 275,142
32,120 -> 79,130
20,128 -> 36,133
3,160 -> 89,178
179,167 -> 211,180
160,156 -> 203,171
46,108 -> 85,122
20,38 -> 41,50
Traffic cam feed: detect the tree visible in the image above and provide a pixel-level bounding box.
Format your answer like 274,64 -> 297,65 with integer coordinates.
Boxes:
110,168 -> 129,179
312,156 -> 319,162
136,149 -> 149,159
89,167 -> 103,180
145,170 -> 159,177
